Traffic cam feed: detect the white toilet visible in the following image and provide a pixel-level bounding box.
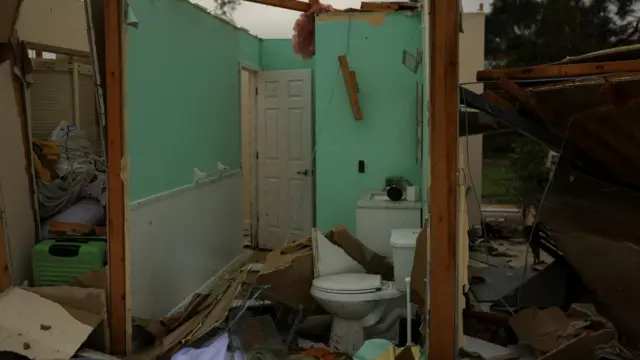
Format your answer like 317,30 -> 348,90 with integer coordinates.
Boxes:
310,228 -> 421,355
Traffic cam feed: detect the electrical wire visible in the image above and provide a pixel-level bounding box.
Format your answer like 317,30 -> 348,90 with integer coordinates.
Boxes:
460,87 -> 515,316
282,14 -> 354,247
460,84 -> 574,311
515,117 -> 573,309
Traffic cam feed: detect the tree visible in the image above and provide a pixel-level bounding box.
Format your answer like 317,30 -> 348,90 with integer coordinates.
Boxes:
210,0 -> 240,21
486,0 -> 640,67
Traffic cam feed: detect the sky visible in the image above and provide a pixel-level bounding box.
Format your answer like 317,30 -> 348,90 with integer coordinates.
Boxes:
192,0 -> 490,38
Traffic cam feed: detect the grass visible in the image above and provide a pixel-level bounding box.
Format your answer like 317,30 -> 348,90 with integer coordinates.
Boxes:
482,159 -> 520,203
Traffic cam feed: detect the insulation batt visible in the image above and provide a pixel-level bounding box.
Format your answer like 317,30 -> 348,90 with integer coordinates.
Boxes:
292,3 -> 335,59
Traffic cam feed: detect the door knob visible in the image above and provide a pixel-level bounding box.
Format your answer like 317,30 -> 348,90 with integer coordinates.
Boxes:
296,169 -> 310,176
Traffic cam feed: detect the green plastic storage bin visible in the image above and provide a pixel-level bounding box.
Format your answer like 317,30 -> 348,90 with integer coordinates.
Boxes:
32,239 -> 107,286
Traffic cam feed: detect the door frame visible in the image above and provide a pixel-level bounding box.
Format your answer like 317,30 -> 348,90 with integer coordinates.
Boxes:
239,63 -> 260,248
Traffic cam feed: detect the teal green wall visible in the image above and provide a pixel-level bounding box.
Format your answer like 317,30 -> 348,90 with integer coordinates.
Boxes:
314,13 -> 423,232
260,39 -> 314,70
126,0 -> 261,201
238,30 -> 261,69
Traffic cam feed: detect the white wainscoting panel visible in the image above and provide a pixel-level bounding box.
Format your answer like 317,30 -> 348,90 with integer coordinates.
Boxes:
129,171 -> 243,319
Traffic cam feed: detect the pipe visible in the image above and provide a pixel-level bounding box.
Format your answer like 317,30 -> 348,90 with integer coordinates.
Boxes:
406,277 -> 412,345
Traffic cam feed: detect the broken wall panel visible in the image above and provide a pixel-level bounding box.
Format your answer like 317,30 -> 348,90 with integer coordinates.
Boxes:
0,0 -> 21,43
0,60 -> 37,285
16,0 -> 90,55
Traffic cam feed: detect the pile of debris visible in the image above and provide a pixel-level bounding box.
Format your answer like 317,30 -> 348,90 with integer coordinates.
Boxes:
34,121 -> 107,238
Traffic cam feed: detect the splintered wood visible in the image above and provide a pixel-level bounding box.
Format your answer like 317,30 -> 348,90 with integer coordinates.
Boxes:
338,55 -> 363,120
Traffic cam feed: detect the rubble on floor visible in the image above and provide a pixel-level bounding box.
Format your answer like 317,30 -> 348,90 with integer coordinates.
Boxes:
4,198 -> 640,360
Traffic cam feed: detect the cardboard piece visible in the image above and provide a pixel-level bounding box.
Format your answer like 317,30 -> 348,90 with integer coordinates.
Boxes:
509,304 -> 616,360
70,267 -> 110,353
410,228 -> 428,310
0,286 -> 106,360
71,267 -> 108,291
128,266 -> 249,359
256,237 -> 317,308
324,226 -> 394,281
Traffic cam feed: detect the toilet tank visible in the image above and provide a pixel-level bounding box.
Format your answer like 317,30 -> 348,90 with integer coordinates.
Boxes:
390,229 -> 421,290
356,191 -> 422,258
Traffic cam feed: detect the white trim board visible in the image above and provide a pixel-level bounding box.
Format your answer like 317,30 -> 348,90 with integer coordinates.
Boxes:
129,169 -> 241,211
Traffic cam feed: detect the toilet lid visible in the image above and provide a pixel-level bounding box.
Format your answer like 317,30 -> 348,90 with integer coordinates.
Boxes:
312,273 -> 382,294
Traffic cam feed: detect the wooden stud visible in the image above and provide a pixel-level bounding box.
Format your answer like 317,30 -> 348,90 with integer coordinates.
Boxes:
105,0 -> 128,355
338,55 -> 363,120
428,0 -> 459,357
477,59 -> 640,81
242,0 -> 311,12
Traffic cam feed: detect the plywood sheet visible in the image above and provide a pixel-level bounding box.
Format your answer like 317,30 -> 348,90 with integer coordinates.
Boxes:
0,61 -> 36,285
0,0 -> 21,43
16,0 -> 89,54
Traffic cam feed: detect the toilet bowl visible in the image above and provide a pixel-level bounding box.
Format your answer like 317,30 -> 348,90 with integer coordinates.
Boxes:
309,227 -> 421,354
310,273 -> 402,354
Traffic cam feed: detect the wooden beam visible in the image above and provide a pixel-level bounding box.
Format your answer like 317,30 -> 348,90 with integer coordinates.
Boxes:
428,0 -> 459,357
105,0 -> 128,355
338,55 -> 363,120
482,90 -> 515,110
242,0 -> 311,12
498,76 -> 553,121
360,2 -> 399,11
477,59 -> 640,81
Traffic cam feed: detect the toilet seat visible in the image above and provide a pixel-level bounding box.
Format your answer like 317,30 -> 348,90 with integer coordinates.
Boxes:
311,273 -> 401,302
313,273 -> 382,294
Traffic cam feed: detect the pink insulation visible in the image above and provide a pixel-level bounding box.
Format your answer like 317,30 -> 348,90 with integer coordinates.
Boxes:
292,3 -> 335,59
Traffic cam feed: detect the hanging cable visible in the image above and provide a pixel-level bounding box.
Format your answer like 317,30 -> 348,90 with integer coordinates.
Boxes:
460,87 -> 515,315
515,117 -> 574,309
282,14 -> 354,247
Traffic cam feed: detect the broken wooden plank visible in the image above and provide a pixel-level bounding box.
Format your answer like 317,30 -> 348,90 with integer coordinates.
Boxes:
243,0 -> 311,12
338,55 -> 363,120
360,1 -> 418,11
477,59 -> 640,81
48,221 -> 107,236
482,90 -> 515,110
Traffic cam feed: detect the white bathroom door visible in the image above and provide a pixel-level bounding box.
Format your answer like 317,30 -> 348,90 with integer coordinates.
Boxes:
256,69 -> 313,250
